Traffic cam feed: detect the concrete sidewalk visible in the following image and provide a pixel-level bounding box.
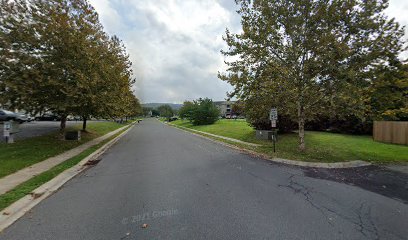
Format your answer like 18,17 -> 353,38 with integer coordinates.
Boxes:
0,125 -> 130,195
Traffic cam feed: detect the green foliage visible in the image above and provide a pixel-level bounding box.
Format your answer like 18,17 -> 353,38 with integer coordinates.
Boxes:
0,0 -> 141,132
220,0 -> 406,150
231,101 -> 244,116
178,101 -> 195,119
179,98 -> 220,125
370,64 -> 408,121
143,107 -> 152,116
157,105 -> 174,120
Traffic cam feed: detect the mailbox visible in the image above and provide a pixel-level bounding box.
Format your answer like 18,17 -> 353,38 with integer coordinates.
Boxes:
3,120 -> 19,143
4,124 -> 10,137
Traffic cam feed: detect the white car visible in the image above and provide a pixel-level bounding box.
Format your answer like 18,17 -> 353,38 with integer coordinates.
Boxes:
0,109 -> 27,123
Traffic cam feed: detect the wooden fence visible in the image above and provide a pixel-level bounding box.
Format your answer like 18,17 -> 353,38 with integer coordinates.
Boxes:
373,121 -> 408,145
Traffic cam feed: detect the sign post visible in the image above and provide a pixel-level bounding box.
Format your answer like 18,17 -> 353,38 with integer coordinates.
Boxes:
4,120 -> 19,143
269,108 -> 278,152
4,121 -> 12,143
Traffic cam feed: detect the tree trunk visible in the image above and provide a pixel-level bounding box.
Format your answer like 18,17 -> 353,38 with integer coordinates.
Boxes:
82,117 -> 87,131
59,115 -> 67,140
298,104 -> 305,151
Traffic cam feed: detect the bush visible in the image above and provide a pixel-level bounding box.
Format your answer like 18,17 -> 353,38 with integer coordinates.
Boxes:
249,115 -> 297,133
305,115 -> 373,134
179,98 -> 220,125
178,101 -> 195,120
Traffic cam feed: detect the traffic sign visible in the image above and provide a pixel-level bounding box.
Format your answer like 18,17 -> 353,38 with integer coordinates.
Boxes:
271,120 -> 276,128
4,122 -> 11,131
3,129 -> 10,137
269,108 -> 278,121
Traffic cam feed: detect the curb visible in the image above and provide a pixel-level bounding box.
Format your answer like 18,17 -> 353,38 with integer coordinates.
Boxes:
170,124 -> 261,147
167,123 -> 371,169
0,123 -> 135,233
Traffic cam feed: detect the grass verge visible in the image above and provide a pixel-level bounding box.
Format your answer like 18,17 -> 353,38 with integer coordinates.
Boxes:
171,119 -> 408,163
0,126 -> 130,211
0,121 -> 127,178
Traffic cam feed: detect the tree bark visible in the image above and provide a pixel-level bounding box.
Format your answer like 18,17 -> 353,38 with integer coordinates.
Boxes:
82,117 -> 87,131
298,104 -> 305,151
59,115 -> 67,140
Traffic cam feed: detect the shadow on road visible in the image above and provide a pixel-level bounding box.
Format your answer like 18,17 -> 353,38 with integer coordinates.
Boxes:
303,165 -> 408,204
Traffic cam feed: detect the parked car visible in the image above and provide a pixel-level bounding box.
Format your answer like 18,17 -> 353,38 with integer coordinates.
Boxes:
15,113 -> 28,123
67,115 -> 82,121
27,114 -> 34,122
35,114 -> 61,121
0,109 -> 27,123
168,117 -> 178,122
17,112 -> 33,122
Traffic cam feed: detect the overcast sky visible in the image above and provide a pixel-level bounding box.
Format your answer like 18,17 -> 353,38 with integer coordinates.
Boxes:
88,0 -> 408,104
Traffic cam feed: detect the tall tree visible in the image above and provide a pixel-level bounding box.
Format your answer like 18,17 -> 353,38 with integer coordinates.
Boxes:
0,0 -> 139,134
1,0 -> 103,135
157,105 -> 174,120
220,0 -> 405,150
178,101 -> 195,120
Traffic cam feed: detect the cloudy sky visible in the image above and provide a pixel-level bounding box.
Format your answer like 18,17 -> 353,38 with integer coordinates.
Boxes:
88,0 -> 408,104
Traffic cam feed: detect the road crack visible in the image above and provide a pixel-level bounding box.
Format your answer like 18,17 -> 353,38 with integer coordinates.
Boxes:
278,174 -> 392,239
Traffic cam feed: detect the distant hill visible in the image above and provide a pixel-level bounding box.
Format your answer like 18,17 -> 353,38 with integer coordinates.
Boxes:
142,103 -> 183,110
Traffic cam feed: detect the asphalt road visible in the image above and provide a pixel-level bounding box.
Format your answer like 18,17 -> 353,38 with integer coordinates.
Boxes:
1,119 -> 407,239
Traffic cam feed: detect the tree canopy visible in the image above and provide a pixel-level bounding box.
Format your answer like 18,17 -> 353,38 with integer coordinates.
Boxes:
220,0 -> 406,150
0,0 -> 141,133
157,105 -> 174,120
179,98 -> 220,125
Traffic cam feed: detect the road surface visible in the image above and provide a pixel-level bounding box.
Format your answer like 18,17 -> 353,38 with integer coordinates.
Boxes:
1,119 -> 407,239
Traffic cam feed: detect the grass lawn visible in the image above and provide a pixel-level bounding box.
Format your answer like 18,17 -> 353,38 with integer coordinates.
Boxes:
0,126 -> 129,211
172,119 -> 261,143
0,121 -> 127,179
171,119 -> 408,163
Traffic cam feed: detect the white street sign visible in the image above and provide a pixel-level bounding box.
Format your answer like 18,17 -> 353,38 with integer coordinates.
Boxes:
4,122 -> 11,131
3,130 -> 10,137
271,120 -> 276,128
269,108 -> 278,121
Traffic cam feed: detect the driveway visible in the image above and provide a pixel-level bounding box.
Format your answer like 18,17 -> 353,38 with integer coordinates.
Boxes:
1,119 -> 407,239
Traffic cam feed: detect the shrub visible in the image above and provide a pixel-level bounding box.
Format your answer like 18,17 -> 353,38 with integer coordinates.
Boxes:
179,98 -> 220,125
305,115 -> 373,135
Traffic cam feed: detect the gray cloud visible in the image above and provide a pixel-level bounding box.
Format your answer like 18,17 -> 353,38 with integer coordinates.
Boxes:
90,0 -> 407,103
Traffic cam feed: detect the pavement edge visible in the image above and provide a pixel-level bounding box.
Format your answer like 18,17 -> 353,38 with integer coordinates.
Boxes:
0,123 -> 136,233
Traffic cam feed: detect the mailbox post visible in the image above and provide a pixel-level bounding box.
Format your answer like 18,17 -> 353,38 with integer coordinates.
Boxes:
269,108 -> 278,152
3,120 -> 19,143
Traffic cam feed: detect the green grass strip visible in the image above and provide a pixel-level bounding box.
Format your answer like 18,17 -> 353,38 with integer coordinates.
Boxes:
0,121 -> 127,178
170,119 -> 408,163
